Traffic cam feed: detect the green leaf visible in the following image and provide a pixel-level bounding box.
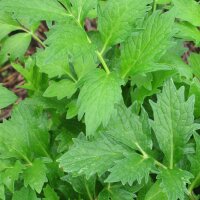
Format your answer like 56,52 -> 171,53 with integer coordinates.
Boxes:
157,168 -> 193,200
120,11 -> 174,78
37,21 -> 95,79
173,0 -> 200,26
0,12 -> 21,41
58,136 -> 126,178
98,184 -> 136,200
24,159 -> 48,193
145,181 -> 168,200
151,80 -> 197,168
106,105 -> 152,153
0,0 -> 69,21
0,33 -> 31,63
12,187 -> 39,200
188,53 -> 200,79
176,22 -> 200,46
43,185 -> 59,200
63,174 -> 95,199
77,70 -> 123,135
98,0 -> 152,47
0,185 -> 5,200
70,0 -> 97,23
43,79 -> 77,100
189,78 -> 200,118
188,133 -> 200,190
0,84 -> 17,109
0,101 -> 50,161
1,161 -> 24,193
105,153 -> 154,185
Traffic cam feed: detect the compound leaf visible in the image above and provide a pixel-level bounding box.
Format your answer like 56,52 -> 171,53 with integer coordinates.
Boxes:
0,84 -> 17,109
0,0 -> 69,21
0,101 -> 50,161
98,0 -> 152,47
12,187 -> 39,200
77,70 -> 123,135
70,0 -> 97,23
43,79 -> 77,100
58,136 -> 126,178
98,184 -> 135,200
188,133 -> 200,190
151,80 -> 197,168
43,185 -> 59,200
121,11 -> 174,78
158,168 -> 193,200
105,153 -> 154,185
24,159 -> 48,193
173,0 -> 200,27
145,181 -> 168,200
106,105 -> 152,153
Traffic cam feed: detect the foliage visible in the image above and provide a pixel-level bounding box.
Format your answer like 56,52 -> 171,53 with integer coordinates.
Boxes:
0,0 -> 200,199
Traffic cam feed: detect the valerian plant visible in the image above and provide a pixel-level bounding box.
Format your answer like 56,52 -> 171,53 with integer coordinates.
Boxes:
0,0 -> 200,199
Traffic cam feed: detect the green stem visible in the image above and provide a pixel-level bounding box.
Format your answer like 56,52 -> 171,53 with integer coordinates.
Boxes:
96,51 -> 111,74
154,160 -> 167,169
65,4 -> 111,74
153,0 -> 157,12
135,142 -> 167,170
85,183 -> 93,200
31,32 -> 46,48
66,71 -> 78,83
21,28 -> 46,48
188,172 -> 200,199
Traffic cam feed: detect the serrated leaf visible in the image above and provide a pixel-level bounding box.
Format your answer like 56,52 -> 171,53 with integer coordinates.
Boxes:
43,185 -> 59,200
1,161 -> 24,193
63,174 -> 95,198
24,159 -> 48,193
70,0 -> 97,23
12,187 -> 39,200
188,53 -> 200,79
189,78 -> 200,118
157,168 -> 193,200
58,136 -> 126,178
106,105 -> 152,153
0,101 -> 50,161
0,0 -> 69,21
0,33 -> 31,63
0,12 -> 21,41
105,153 -> 154,185
0,84 -> 17,109
98,184 -> 135,200
37,21 -> 95,79
121,11 -> 174,78
176,22 -> 200,46
188,133 -> 200,190
151,80 -> 197,168
173,0 -> 200,27
145,181 -> 168,200
77,70 -> 123,135
43,79 -> 77,100
98,0 -> 152,47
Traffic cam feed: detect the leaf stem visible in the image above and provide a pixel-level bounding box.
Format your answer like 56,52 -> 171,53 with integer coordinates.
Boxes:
85,183 -> 93,200
30,32 -> 46,48
65,4 -> 111,74
21,27 -> 46,48
135,142 -> 167,169
188,172 -> 200,199
154,160 -> 167,169
153,0 -> 157,12
96,51 -> 111,75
